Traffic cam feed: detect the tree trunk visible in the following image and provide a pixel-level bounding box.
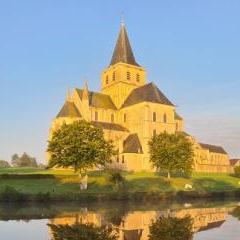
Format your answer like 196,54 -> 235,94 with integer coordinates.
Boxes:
167,171 -> 171,180
79,173 -> 88,191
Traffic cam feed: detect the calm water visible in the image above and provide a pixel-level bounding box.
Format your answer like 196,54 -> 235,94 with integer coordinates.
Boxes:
0,199 -> 240,240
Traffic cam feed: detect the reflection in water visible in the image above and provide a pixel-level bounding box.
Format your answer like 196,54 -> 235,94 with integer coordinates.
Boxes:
148,215 -> 193,240
232,206 -> 240,220
49,223 -> 118,240
48,205 -> 233,240
0,201 -> 239,240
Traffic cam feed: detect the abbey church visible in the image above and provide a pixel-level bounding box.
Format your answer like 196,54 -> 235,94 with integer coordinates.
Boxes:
49,23 -> 232,173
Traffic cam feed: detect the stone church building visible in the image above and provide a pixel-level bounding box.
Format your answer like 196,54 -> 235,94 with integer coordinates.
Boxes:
49,23 -> 232,173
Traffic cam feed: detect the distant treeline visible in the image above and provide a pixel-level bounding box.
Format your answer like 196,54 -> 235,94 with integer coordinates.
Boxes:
0,153 -> 45,169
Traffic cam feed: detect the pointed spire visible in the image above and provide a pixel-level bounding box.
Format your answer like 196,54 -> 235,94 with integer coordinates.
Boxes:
66,87 -> 72,102
82,80 -> 89,100
110,23 -> 139,67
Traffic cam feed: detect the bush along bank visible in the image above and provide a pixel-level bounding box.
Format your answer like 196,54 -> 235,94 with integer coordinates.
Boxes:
1,186 -> 240,202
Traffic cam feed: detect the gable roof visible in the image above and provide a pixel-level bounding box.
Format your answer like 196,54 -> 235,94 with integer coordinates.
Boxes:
110,23 -> 139,67
76,89 -> 117,110
91,121 -> 128,132
230,159 -> 240,166
174,111 -> 183,120
123,134 -> 143,154
121,82 -> 174,108
57,101 -> 81,118
199,143 -> 227,154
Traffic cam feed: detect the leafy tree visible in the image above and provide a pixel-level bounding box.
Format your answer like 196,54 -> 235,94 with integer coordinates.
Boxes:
47,120 -> 115,187
149,132 -> 194,179
17,153 -> 38,167
234,166 -> 240,177
11,154 -> 19,167
0,160 -> 10,168
48,223 -> 118,240
148,215 -> 193,240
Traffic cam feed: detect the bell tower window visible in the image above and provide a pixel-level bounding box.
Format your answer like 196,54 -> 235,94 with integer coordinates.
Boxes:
112,72 -> 116,81
126,71 -> 130,80
106,75 -> 109,85
136,73 -> 140,82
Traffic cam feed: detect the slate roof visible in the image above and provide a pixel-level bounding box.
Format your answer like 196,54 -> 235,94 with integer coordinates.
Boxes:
91,121 -> 128,132
123,134 -> 143,154
174,111 -> 183,120
121,82 -> 174,108
230,159 -> 240,166
110,23 -> 140,67
57,101 -> 81,118
199,143 -> 227,154
76,89 -> 117,110
197,220 -> 225,232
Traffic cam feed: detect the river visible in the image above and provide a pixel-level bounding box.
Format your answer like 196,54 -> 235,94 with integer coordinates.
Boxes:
0,199 -> 240,239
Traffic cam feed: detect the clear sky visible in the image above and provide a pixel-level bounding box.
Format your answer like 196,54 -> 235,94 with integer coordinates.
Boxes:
1,0 -> 240,163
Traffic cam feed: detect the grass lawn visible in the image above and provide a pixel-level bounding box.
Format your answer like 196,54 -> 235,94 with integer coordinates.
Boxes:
0,168 -> 239,198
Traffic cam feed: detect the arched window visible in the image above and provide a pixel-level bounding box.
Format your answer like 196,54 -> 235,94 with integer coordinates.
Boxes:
95,111 -> 98,121
153,112 -> 156,122
163,113 -> 167,123
116,156 -> 119,163
153,129 -> 157,137
126,71 -> 130,80
112,71 -> 116,81
136,73 -> 140,82
106,75 -> 109,84
111,113 -> 114,123
123,113 -> 127,122
122,155 -> 125,163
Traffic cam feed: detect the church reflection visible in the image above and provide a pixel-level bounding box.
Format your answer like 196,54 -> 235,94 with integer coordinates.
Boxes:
48,206 -> 233,240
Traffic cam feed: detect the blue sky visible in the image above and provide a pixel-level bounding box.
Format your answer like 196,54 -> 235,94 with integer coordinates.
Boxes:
1,0 -> 240,163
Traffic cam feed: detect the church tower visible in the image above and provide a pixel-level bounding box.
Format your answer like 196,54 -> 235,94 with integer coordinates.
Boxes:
101,22 -> 146,109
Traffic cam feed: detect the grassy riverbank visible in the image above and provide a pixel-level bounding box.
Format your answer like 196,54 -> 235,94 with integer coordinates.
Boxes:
0,168 -> 239,201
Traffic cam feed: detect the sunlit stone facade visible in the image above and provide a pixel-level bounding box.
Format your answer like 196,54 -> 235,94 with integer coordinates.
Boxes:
49,23 -> 232,173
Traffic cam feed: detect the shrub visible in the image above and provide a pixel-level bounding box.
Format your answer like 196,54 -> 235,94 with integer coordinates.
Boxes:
108,171 -> 125,189
0,174 -> 55,179
234,166 -> 240,177
0,186 -> 28,202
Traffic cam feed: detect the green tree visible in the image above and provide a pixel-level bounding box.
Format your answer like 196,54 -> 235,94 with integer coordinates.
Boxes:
0,160 -> 10,168
148,215 -> 193,240
47,120 -> 115,188
234,166 -> 240,177
149,132 -> 194,179
48,223 -> 118,240
17,153 -> 38,167
11,154 -> 19,167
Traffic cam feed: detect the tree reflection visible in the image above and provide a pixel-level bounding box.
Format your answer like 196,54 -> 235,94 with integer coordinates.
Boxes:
48,223 -> 118,240
148,215 -> 193,240
232,206 -> 240,220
